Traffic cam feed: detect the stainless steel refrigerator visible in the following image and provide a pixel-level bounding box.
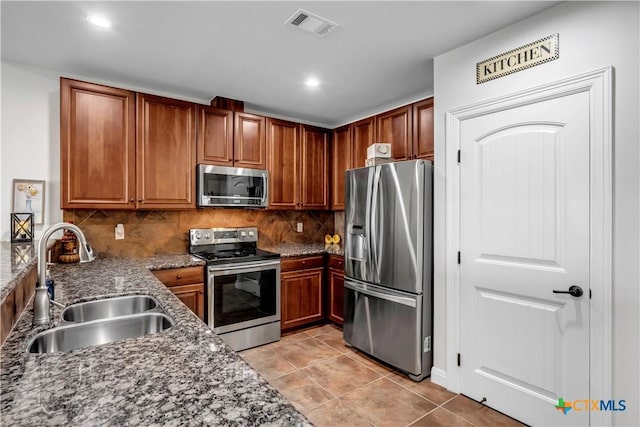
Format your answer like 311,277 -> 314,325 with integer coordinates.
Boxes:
343,159 -> 433,381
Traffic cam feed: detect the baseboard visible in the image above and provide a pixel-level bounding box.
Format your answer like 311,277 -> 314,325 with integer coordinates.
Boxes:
430,367 -> 447,388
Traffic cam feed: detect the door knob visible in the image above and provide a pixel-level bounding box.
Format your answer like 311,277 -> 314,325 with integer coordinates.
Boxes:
553,285 -> 584,297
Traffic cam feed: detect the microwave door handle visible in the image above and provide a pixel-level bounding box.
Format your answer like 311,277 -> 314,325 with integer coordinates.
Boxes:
261,172 -> 268,206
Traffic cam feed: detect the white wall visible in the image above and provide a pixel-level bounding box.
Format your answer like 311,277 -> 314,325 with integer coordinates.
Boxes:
433,2 -> 639,425
1,62 -> 62,240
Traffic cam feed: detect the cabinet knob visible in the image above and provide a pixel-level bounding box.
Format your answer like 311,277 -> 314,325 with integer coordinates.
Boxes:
138,199 -> 143,202
130,198 -> 134,202
199,290 -> 204,294
176,274 -> 182,279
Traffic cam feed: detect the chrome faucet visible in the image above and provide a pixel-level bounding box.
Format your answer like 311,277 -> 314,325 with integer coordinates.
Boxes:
33,222 -> 95,326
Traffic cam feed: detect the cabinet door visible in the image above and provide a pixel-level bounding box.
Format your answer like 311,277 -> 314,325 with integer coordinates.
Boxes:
281,267 -> 324,330
137,94 -> 196,209
376,105 -> 413,161
197,106 -> 233,166
300,125 -> 329,210
234,112 -> 266,169
267,118 -> 299,209
352,117 -> 375,169
413,98 -> 434,161
61,78 -> 136,209
331,125 -> 351,210
328,268 -> 345,325
169,283 -> 205,322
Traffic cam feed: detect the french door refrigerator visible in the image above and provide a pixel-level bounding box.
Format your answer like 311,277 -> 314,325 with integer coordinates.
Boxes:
343,159 -> 433,381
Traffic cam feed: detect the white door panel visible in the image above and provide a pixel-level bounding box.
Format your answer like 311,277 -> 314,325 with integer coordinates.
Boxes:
460,91 -> 590,426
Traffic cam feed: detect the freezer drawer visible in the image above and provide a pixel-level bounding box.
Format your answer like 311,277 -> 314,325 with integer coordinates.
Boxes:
343,278 -> 422,376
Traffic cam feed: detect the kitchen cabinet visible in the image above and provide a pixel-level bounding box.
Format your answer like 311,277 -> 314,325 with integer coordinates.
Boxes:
327,255 -> 345,325
152,266 -> 205,322
194,108 -> 269,169
351,117 -> 375,169
375,105 -> 413,161
61,78 -> 197,210
197,106 -> 234,166
267,120 -> 330,210
412,98 -> 434,161
280,255 -> 325,331
300,124 -> 330,209
137,93 -> 196,209
234,112 -> 267,169
267,118 -> 299,210
331,125 -> 351,210
61,78 -> 136,209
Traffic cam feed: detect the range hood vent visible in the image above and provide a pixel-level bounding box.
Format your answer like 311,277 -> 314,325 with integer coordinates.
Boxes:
285,9 -> 339,37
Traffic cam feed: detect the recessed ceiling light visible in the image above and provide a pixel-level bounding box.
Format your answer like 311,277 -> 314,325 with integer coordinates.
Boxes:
87,15 -> 112,28
305,78 -> 320,88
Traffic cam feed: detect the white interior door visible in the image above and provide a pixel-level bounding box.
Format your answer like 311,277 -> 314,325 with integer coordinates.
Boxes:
459,90 -> 590,426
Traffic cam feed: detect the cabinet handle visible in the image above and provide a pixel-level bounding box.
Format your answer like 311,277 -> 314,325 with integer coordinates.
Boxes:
176,274 -> 182,279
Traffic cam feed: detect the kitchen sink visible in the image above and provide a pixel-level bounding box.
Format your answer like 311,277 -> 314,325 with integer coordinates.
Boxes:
62,295 -> 160,322
27,312 -> 174,354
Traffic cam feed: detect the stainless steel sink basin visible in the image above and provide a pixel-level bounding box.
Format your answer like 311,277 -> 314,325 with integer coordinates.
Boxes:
61,295 -> 159,322
27,313 -> 174,354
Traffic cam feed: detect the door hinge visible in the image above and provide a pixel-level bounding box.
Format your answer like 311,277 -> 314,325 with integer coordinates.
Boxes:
457,251 -> 461,264
457,150 -> 461,163
457,353 -> 461,367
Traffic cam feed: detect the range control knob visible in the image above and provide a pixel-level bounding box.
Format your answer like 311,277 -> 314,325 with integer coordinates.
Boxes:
204,232 -> 211,240
248,231 -> 255,237
240,231 -> 247,238
194,231 -> 202,240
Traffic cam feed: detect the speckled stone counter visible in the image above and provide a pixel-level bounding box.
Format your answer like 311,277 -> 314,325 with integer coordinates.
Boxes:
0,242 -> 37,302
263,243 -> 344,257
0,257 -> 310,426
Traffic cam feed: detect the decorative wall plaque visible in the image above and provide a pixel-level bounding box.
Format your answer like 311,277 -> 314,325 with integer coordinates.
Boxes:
477,34 -> 559,84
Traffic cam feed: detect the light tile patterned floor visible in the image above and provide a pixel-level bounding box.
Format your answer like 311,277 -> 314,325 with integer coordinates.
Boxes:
240,324 -> 525,426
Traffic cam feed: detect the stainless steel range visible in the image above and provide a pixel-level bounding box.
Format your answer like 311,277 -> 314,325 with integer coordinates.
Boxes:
189,227 -> 281,351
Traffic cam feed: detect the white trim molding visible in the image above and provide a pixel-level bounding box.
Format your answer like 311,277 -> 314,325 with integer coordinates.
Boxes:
430,367 -> 447,389
444,67 -> 613,426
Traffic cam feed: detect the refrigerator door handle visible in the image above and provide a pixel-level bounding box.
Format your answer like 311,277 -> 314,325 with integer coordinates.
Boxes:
370,166 -> 382,282
364,167 -> 375,278
345,280 -> 417,308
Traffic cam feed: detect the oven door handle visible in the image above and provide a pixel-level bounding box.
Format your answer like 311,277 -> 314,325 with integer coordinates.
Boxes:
209,260 -> 281,274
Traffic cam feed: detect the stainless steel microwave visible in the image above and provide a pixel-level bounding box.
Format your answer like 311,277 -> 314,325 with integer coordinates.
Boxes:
197,165 -> 268,208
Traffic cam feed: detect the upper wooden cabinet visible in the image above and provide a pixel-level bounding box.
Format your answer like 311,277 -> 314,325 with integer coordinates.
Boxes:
61,78 -> 136,209
375,105 -> 413,161
234,112 -> 266,169
300,125 -> 330,209
196,109 -> 266,169
412,98 -> 434,160
197,106 -> 234,166
267,120 -> 330,210
267,118 -> 299,210
352,117 -> 375,169
137,93 -> 196,209
331,125 -> 351,210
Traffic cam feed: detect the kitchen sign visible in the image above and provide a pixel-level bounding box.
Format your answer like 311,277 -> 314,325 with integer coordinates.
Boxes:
477,34 -> 559,84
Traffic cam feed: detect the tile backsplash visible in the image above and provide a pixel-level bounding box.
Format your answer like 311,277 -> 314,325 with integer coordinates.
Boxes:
63,209 -> 335,258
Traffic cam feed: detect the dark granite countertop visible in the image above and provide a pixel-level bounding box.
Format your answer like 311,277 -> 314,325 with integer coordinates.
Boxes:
0,256 -> 310,426
1,242 -> 39,302
262,243 -> 344,258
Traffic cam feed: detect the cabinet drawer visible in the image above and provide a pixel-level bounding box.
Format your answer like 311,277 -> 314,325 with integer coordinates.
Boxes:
328,255 -> 344,270
152,266 -> 204,287
281,255 -> 324,272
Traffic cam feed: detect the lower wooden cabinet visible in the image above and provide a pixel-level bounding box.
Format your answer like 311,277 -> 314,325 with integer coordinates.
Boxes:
152,266 -> 205,322
327,255 -> 345,325
280,256 -> 325,331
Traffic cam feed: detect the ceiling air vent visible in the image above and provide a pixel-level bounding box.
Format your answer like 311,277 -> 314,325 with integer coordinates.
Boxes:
285,9 -> 339,37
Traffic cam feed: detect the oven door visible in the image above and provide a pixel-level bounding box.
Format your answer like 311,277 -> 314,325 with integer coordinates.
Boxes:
208,260 -> 280,334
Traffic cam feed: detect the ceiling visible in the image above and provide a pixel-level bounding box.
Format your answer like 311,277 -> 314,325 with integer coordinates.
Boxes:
1,1 -> 560,128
